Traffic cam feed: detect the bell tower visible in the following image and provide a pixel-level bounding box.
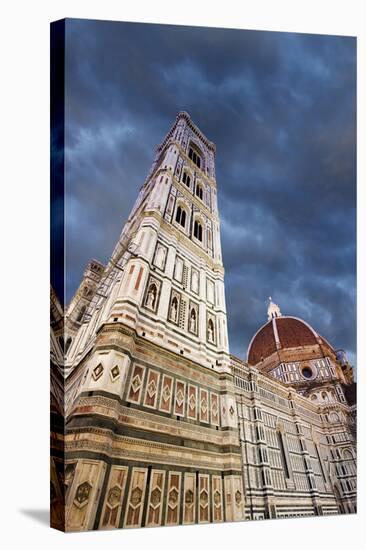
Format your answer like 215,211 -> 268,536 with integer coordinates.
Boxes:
60,113 -> 244,531
67,111 -> 230,374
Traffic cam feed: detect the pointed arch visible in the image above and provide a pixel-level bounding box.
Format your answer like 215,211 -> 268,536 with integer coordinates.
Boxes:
333,483 -> 346,514
65,336 -> 72,353
188,141 -> 202,169
76,305 -> 86,323
195,183 -> 203,200
194,220 -> 203,241
175,205 -> 187,228
182,171 -> 191,187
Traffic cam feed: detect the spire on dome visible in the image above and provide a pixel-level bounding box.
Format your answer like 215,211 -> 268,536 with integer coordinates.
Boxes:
267,297 -> 282,320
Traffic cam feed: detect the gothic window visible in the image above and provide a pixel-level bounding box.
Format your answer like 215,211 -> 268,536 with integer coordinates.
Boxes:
182,172 -> 191,187
195,183 -> 203,200
58,336 -> 64,352
343,449 -> 353,460
76,305 -> 86,323
188,146 -> 201,169
175,206 -> 187,228
65,337 -> 72,353
194,220 -> 203,241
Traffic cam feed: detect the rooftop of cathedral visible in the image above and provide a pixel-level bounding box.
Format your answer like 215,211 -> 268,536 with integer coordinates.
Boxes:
247,298 -> 335,366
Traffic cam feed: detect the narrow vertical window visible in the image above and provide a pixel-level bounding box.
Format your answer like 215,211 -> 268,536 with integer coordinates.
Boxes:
176,206 -> 186,228
76,305 -> 86,323
277,431 -> 290,479
188,146 -> 202,169
182,172 -> 191,187
194,220 -> 203,241
195,184 -> 203,200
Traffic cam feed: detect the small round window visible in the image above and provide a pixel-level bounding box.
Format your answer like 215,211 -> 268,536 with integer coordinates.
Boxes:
301,366 -> 313,379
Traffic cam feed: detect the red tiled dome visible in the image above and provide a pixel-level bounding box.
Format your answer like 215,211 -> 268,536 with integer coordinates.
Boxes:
247,316 -> 320,366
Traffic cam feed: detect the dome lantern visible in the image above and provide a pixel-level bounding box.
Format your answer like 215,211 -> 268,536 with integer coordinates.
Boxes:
267,297 -> 282,320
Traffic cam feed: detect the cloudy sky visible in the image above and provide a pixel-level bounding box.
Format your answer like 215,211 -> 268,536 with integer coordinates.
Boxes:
62,19 -> 356,364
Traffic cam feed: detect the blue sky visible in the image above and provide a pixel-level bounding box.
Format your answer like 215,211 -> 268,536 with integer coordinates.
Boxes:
61,19 -> 356,364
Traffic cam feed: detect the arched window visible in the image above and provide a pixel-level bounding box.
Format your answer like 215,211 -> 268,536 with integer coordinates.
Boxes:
76,305 -> 86,323
195,183 -> 203,200
188,145 -> 202,169
58,336 -> 64,352
194,220 -> 203,241
343,449 -> 353,460
182,172 -> 191,187
175,205 -> 186,228
65,337 -> 72,353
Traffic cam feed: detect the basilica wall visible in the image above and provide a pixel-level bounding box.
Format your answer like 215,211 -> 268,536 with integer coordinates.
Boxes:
232,358 -> 356,519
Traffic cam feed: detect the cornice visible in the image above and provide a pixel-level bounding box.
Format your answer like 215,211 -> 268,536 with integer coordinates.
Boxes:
157,111 -> 216,155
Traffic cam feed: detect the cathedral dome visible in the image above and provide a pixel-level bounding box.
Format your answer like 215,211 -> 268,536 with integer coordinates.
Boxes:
247,298 -> 334,366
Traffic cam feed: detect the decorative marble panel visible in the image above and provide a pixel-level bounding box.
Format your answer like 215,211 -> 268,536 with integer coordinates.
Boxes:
127,364 -> 146,404
165,472 -> 181,526
199,388 -> 209,423
199,474 -> 210,523
187,384 -> 198,420
146,470 -> 166,527
183,473 -> 196,525
159,374 -> 174,414
210,392 -> 220,426
124,468 -> 148,528
100,466 -> 128,529
212,476 -> 223,522
174,379 -> 186,417
143,369 -> 160,409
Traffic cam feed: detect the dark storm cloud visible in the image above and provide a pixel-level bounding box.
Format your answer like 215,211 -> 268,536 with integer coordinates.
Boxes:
63,19 -> 356,365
